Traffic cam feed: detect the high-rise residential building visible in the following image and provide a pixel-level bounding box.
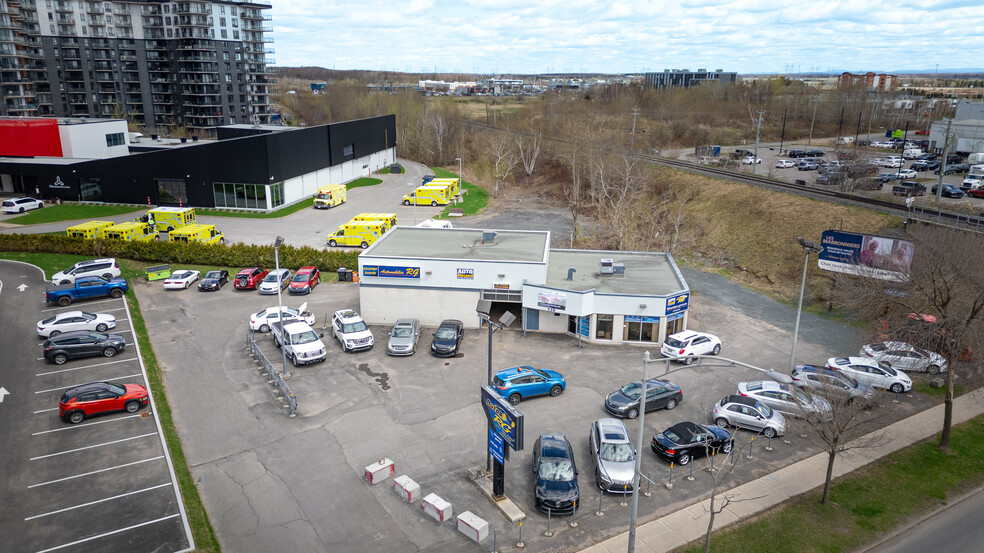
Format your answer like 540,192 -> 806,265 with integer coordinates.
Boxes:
0,0 -> 274,134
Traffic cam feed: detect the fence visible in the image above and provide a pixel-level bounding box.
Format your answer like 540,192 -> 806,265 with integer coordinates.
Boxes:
245,328 -> 298,416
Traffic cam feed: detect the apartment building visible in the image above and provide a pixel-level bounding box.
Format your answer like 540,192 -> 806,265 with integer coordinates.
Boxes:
0,0 -> 274,134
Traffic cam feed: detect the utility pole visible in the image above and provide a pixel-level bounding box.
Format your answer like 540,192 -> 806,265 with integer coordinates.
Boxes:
808,96 -> 821,145
935,117 -> 953,203
631,107 -> 640,149
752,110 -> 765,175
778,109 -> 787,155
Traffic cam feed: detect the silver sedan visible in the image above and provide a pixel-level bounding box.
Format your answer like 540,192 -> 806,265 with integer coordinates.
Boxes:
590,418 -> 636,493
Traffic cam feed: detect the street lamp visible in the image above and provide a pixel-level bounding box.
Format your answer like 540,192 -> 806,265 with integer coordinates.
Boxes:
455,157 -> 462,181
274,235 -> 289,378
790,236 -> 824,372
628,351 -> 653,553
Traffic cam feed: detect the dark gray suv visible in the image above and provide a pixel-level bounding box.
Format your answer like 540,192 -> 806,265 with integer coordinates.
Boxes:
43,330 -> 126,365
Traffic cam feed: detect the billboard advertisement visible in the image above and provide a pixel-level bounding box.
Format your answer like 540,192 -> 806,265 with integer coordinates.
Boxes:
537,290 -> 566,311
817,230 -> 914,282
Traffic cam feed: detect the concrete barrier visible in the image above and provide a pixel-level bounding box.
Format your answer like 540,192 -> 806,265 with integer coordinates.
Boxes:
393,475 -> 420,503
456,511 -> 489,542
421,493 -> 452,522
364,458 -> 395,484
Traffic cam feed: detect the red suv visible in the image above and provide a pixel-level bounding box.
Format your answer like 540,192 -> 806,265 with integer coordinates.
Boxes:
234,267 -> 268,290
59,381 -> 149,424
289,266 -> 320,295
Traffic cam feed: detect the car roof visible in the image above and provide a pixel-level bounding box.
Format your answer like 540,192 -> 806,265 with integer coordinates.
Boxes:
831,356 -> 879,368
334,309 -> 363,321
667,330 -> 704,340
721,394 -> 760,408
393,318 -> 417,327
496,366 -> 536,379
73,258 -> 114,267
439,319 -> 463,326
663,421 -> 705,441
64,381 -> 116,396
296,266 -> 317,274
47,330 -> 102,342
741,380 -> 787,392
597,419 -> 629,442
539,433 -> 571,457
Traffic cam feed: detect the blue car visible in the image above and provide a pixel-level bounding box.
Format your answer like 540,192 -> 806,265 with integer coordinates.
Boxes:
492,366 -> 566,405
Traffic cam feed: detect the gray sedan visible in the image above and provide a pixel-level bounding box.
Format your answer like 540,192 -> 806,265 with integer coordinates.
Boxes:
386,318 -> 420,356
589,418 -> 636,492
736,381 -> 832,420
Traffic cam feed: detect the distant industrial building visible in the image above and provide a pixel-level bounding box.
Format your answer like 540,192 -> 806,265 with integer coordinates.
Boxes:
643,69 -> 736,89
838,72 -> 898,91
928,100 -> 984,154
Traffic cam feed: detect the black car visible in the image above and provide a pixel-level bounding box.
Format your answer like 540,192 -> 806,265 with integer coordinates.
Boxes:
806,149 -> 825,158
937,163 -> 969,175
650,421 -> 733,466
916,153 -> 937,161
532,433 -> 579,513
911,160 -> 941,172
787,149 -> 807,158
816,173 -> 845,186
198,270 -> 230,291
431,319 -> 463,357
605,378 -> 683,419
946,154 -> 963,165
932,184 -> 964,198
43,330 -> 126,365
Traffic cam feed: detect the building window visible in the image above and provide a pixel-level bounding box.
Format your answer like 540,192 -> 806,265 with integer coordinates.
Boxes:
155,178 -> 187,205
219,17 -> 225,26
623,316 -> 659,343
342,144 -> 354,158
212,182 -> 282,210
220,29 -> 227,38
105,132 -> 125,147
595,314 -> 614,340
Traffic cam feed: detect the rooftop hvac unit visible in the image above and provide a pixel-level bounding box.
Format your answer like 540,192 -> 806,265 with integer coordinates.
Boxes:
613,263 -> 625,275
482,231 -> 497,244
600,258 -> 614,274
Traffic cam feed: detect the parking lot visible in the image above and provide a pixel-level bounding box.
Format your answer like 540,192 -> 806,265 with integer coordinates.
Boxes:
136,266 -> 938,553
0,261 -> 192,553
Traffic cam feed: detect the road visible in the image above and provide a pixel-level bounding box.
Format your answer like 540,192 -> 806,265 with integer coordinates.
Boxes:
864,485 -> 984,553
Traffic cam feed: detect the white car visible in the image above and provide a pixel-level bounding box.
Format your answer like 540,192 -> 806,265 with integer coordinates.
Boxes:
2,197 -> 44,214
660,331 -> 722,365
827,356 -> 912,393
332,309 -> 374,352
867,158 -> 884,166
859,341 -> 947,375
257,268 -> 292,295
162,269 -> 200,290
50,258 -> 121,285
880,159 -> 903,168
896,169 -> 917,179
742,156 -> 762,165
37,310 -> 116,338
775,159 -> 795,168
249,303 -> 313,332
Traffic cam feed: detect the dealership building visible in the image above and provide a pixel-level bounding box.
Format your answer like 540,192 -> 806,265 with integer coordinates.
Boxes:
358,227 -> 691,344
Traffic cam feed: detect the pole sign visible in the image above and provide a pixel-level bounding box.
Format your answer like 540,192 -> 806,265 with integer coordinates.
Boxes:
480,385 -> 524,451
488,427 -> 504,464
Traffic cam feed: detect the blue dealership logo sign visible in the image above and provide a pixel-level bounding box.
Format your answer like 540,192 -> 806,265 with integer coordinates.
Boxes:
481,386 -> 524,451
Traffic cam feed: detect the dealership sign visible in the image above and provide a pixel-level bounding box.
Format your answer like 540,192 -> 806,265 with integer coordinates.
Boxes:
360,265 -> 420,279
456,268 -> 474,279
480,386 -> 524,451
537,289 -> 566,311
817,230 -> 913,282
665,293 -> 689,315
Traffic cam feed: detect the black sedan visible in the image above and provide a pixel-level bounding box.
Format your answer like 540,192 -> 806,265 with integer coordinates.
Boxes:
532,433 -> 579,514
651,421 -> 733,466
431,319 -> 463,357
198,270 -> 230,291
932,184 -> 964,198
605,378 -> 682,419
43,330 -> 127,365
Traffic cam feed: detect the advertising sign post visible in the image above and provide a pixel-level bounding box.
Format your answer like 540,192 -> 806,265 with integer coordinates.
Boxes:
481,385 -> 524,499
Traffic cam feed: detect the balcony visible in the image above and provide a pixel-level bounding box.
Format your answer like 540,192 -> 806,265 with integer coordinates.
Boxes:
57,26 -> 77,37
55,16 -> 75,25
175,15 -> 210,27
54,2 -> 73,13
86,2 -> 104,14
142,16 -> 164,27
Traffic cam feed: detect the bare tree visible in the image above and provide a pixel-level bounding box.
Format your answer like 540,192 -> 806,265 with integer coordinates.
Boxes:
515,127 -> 543,177
487,132 -> 519,196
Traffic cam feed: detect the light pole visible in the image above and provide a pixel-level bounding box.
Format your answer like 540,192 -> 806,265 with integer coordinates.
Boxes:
790,237 -> 823,372
628,351 -> 652,553
455,157 -> 462,182
274,235 -> 289,378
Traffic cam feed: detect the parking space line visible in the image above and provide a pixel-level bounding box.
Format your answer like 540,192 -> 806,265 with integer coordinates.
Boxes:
41,298 -> 125,312
34,513 -> 180,553
28,456 -> 165,489
30,432 -> 157,461
35,357 -> 137,376
34,374 -> 142,394
33,407 -> 58,414
31,413 -> 146,435
25,483 -> 172,521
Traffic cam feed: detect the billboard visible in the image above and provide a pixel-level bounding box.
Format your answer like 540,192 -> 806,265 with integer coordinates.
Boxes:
817,230 -> 914,282
480,386 -> 524,451
537,290 -> 566,311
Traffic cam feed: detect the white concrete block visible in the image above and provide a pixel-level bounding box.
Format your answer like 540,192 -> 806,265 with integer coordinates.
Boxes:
456,511 -> 489,542
421,493 -> 452,522
364,458 -> 394,484
393,475 -> 420,503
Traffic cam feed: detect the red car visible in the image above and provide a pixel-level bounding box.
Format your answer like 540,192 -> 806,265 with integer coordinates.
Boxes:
289,266 -> 320,295
967,188 -> 984,199
234,267 -> 268,290
915,129 -> 929,135
59,381 -> 149,424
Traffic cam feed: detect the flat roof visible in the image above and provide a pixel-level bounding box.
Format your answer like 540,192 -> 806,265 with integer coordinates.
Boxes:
365,227 -> 549,263
544,249 -> 686,296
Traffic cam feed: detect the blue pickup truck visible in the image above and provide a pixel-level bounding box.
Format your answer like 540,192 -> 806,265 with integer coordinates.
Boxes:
45,276 -> 129,306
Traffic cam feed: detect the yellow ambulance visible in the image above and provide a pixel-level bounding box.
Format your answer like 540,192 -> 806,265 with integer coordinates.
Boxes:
352,213 -> 397,231
66,220 -> 115,239
401,185 -> 452,207
102,221 -> 159,242
313,184 -> 347,209
168,223 -> 225,245
136,207 -> 196,232
326,221 -> 387,248
429,177 -> 460,197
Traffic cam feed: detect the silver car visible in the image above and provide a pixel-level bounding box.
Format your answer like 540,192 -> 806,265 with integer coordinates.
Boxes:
736,381 -> 832,421
859,341 -> 947,375
589,418 -> 636,492
386,318 -> 420,356
789,364 -> 875,405
712,395 -> 786,438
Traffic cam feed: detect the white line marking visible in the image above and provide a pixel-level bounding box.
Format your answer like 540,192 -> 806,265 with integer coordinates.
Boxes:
35,357 -> 137,376
28,456 -> 165,488
35,374 -> 142,395
25,483 -> 172,520
33,407 -> 59,414
30,432 -> 156,461
34,513 -> 180,553
31,413 -> 146,435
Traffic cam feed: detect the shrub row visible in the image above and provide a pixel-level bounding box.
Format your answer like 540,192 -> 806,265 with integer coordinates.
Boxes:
0,233 -> 361,272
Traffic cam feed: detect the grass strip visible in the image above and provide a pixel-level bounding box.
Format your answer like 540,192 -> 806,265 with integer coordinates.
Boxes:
196,198 -> 314,219
3,204 -> 145,225
346,177 -> 383,190
428,167 -> 488,218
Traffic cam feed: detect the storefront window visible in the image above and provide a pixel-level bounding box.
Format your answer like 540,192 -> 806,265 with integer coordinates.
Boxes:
212,182 -> 282,210
623,316 -> 659,342
595,314 -> 613,340
664,314 -> 685,341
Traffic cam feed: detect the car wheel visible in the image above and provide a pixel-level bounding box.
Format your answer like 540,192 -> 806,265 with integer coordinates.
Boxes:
928,365 -> 941,375
549,385 -> 563,397
124,400 -> 140,413
95,323 -> 108,332
431,201 -> 438,206
103,347 -> 117,358
712,344 -> 721,355
684,356 -> 694,365
53,353 -> 68,365
715,418 -> 729,429
508,393 -> 521,405
626,408 -> 639,419
665,398 -> 677,410
18,207 -> 24,212
101,273 -> 113,280
763,427 -> 777,438
37,203 -> 43,208
890,383 -> 904,394
722,441 -> 733,454
360,241 -> 369,249
259,324 -> 269,333
274,336 -> 281,348
291,354 -> 299,367
59,280 -> 70,285
57,296 -> 72,306
49,330 -> 61,337
109,288 -> 123,298
678,453 -> 691,466
328,240 -> 337,247
68,411 -> 85,424
403,199 -> 410,206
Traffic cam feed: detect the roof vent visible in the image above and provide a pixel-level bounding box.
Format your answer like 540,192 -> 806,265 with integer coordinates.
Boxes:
613,262 -> 625,275
482,231 -> 497,244
566,267 -> 576,281
600,258 -> 614,274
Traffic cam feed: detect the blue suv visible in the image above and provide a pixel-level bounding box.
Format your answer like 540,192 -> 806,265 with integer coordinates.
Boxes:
492,366 -> 566,405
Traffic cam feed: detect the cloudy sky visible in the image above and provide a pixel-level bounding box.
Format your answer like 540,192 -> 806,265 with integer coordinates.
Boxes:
270,1 -> 982,75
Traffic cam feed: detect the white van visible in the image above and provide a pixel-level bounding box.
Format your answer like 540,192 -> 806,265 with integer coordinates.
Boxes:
902,148 -> 923,159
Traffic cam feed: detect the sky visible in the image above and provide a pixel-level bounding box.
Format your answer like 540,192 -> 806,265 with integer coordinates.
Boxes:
270,1 -> 984,75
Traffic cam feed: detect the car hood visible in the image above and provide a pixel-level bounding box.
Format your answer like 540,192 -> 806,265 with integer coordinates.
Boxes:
342,329 -> 373,342
605,390 -> 638,409
598,458 -> 634,484
535,478 -> 578,502
258,280 -> 281,289
432,337 -> 458,348
388,336 -> 415,347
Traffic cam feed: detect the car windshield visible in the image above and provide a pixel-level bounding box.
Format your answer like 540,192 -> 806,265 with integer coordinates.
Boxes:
172,271 -> 192,279
879,363 -> 898,376
392,327 -> 413,338
342,321 -> 368,333
293,330 -> 320,345
106,382 -> 126,395
262,273 -> 280,282
292,274 -> 310,282
664,337 -> 687,348
757,403 -> 774,417
42,316 -> 57,324
538,459 -> 574,481
436,327 -> 457,339
618,382 -> 643,400
600,442 -> 634,463
205,271 -> 222,279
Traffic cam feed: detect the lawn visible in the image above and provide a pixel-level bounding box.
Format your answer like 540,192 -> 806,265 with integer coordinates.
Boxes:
347,177 -> 383,190
196,198 -> 315,219
3,204 -> 145,225
428,167 -> 489,218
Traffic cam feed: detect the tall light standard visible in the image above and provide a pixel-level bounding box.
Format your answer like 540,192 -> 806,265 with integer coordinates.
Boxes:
627,351 -> 653,553
455,157 -> 462,181
790,237 -> 823,372
274,235 -> 289,378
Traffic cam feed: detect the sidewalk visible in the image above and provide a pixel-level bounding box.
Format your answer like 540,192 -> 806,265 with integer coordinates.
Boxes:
580,388 -> 984,553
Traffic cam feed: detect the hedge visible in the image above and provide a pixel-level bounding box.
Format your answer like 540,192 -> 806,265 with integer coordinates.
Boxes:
0,233 -> 361,272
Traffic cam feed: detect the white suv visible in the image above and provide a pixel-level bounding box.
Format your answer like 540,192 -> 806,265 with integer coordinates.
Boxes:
661,331 -> 722,365
332,310 -> 374,352
51,258 -> 121,285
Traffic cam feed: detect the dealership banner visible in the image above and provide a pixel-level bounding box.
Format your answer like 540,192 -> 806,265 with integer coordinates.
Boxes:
537,290 -> 566,311
817,230 -> 913,282
361,265 -> 420,279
